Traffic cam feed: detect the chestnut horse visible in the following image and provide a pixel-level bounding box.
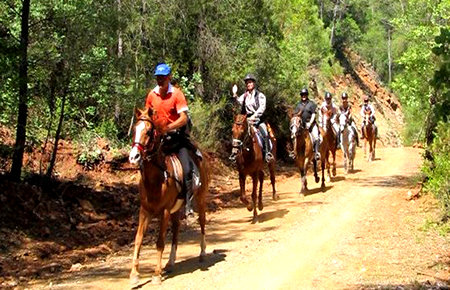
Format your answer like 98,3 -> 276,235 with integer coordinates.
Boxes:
229,114 -> 277,222
339,113 -> 356,173
362,111 -> 376,161
289,111 -> 327,194
128,108 -> 209,286
321,109 -> 337,182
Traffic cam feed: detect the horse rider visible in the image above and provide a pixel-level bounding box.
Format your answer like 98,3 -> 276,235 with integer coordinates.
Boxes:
318,91 -> 340,147
360,95 -> 377,139
233,73 -> 274,163
294,87 -> 321,160
339,92 -> 359,146
145,62 -> 196,220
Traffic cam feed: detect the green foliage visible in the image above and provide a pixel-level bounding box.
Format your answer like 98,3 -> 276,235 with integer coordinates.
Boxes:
75,129 -> 104,170
422,121 -> 450,220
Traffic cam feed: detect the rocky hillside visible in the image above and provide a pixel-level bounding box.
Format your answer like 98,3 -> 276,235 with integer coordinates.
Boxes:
322,49 -> 404,147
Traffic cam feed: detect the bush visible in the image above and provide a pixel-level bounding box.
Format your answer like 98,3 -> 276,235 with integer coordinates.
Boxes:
422,121 -> 450,220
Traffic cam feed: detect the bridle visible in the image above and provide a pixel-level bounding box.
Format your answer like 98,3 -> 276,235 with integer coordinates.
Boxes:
233,119 -> 253,149
132,118 -> 159,160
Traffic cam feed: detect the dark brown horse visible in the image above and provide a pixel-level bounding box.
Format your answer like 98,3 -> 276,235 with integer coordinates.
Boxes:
289,111 -> 327,195
321,108 -> 337,182
229,114 -> 277,223
362,111 -> 376,161
128,108 -> 209,286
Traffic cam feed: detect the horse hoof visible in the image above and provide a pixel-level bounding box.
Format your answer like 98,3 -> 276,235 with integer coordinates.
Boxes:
246,204 -> 253,212
164,263 -> 174,273
273,194 -> 279,201
152,275 -> 162,285
130,274 -> 140,289
321,184 -> 326,191
252,215 -> 258,224
315,177 -> 320,183
258,202 -> 263,211
199,253 -> 206,263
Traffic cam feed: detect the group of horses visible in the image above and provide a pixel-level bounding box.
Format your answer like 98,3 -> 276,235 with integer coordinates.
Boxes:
126,106 -> 376,287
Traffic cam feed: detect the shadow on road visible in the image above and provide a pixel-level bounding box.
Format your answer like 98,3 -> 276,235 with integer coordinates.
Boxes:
163,249 -> 227,281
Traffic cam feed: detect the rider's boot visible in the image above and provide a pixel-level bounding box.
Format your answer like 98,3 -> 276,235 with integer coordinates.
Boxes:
264,137 -> 274,163
314,140 -> 321,160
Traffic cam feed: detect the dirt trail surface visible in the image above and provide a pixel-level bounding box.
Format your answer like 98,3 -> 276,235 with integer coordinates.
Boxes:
27,147 -> 449,289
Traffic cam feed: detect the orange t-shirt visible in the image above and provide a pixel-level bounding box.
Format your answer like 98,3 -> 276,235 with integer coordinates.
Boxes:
145,84 -> 188,127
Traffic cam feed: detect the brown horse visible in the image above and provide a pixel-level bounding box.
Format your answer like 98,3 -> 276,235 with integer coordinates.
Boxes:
229,114 -> 277,223
289,111 -> 327,194
128,108 -> 209,286
362,111 -> 376,161
321,109 -> 337,182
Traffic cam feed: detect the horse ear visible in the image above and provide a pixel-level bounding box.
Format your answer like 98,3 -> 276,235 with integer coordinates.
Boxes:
135,107 -> 142,119
287,107 -> 294,119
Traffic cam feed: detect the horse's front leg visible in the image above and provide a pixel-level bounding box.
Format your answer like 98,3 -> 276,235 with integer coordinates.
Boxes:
130,207 -> 151,288
331,147 -> 337,177
325,150 -> 331,183
239,172 -> 252,211
251,173 -> 258,223
153,209 -> 171,285
257,170 -> 264,211
268,160 -> 278,200
298,157 -> 308,195
321,157 -> 326,190
165,211 -> 181,272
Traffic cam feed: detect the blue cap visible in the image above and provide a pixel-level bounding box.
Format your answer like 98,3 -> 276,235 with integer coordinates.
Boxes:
154,63 -> 171,76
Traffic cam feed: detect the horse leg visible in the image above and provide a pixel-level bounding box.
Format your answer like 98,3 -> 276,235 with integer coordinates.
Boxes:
165,211 -> 181,272
197,189 -> 207,262
313,159 -> 320,183
130,206 -> 151,288
258,170 -> 264,211
239,172 -> 252,211
321,158 -> 326,190
251,173 -> 258,223
372,134 -> 376,160
331,148 -> 337,177
268,160 -> 278,200
153,209 -> 170,285
325,151 -> 331,183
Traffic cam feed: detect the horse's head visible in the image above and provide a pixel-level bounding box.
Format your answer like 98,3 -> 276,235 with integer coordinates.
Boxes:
364,111 -> 373,125
339,113 -> 349,131
129,108 -> 160,164
289,109 -> 303,140
230,114 -> 249,162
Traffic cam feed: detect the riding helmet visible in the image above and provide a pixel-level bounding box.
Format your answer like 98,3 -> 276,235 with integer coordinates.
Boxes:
300,87 -> 309,96
325,92 -> 332,99
341,92 -> 348,99
243,73 -> 257,83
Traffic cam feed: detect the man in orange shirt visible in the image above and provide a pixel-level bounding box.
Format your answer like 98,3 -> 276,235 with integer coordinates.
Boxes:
145,63 -> 195,219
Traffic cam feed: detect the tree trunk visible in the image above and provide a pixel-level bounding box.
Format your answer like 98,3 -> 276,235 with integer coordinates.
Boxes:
10,0 -> 31,181
388,27 -> 392,84
46,84 -> 68,178
330,0 -> 340,47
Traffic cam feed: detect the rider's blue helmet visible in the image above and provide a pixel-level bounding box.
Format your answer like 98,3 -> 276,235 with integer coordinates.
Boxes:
154,63 -> 171,76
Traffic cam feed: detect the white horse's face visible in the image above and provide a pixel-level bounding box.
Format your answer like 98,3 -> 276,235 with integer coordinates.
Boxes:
290,116 -> 302,140
339,114 -> 348,131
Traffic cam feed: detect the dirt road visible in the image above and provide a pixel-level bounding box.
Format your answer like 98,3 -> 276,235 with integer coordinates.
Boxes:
29,147 -> 449,289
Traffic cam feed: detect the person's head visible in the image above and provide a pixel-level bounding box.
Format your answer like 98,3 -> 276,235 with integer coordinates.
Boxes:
363,95 -> 370,104
341,92 -> 349,105
243,74 -> 256,92
325,92 -> 332,104
300,87 -> 309,101
154,63 -> 172,89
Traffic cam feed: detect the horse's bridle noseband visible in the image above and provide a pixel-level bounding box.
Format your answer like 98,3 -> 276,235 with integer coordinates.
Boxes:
132,118 -> 159,159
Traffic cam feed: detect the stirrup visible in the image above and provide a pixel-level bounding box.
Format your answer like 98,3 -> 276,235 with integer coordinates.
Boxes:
315,152 -> 321,160
265,152 -> 274,163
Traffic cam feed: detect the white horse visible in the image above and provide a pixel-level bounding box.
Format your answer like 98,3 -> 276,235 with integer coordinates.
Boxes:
339,113 -> 356,173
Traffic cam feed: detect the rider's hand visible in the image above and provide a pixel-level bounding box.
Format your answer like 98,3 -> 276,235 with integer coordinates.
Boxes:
160,125 -> 170,135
